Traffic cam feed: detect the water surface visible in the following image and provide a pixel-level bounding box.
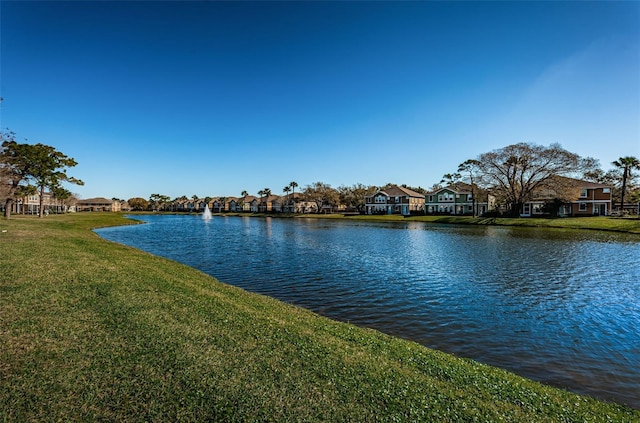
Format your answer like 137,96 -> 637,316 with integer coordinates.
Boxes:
96,215 -> 640,408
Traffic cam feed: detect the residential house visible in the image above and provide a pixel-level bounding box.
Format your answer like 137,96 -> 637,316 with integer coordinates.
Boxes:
271,196 -> 284,213
364,185 -> 425,216
521,177 -> 612,217
76,197 -> 121,212
258,195 -> 280,213
212,198 -> 225,213
280,193 -> 300,213
425,183 -> 495,216
227,197 -> 242,212
238,195 -> 258,212
10,191 -> 71,214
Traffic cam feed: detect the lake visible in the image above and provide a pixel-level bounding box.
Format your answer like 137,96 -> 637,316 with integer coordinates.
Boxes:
95,215 -> 640,409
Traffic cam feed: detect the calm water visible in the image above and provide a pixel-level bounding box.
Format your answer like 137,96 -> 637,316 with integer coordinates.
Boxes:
96,215 -> 640,409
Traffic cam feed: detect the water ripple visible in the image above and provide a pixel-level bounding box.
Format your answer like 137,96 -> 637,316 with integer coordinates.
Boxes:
96,215 -> 640,409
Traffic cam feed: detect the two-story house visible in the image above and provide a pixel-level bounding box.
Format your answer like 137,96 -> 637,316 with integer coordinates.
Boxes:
425,183 -> 495,216
521,177 -> 612,217
425,185 -> 472,215
364,185 -> 425,216
76,197 -> 121,212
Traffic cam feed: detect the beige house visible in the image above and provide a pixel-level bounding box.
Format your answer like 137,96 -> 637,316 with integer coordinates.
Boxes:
7,191 -> 71,215
75,197 -> 121,212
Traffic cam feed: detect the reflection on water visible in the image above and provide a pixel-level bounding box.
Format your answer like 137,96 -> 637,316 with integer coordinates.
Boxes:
96,215 -> 640,409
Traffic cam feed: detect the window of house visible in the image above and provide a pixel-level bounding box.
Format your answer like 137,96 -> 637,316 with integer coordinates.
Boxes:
580,189 -> 588,197
603,188 -> 610,194
579,203 -> 587,211
429,195 -> 433,202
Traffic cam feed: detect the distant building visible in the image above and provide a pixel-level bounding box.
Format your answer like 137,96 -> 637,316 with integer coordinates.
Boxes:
75,197 -> 121,212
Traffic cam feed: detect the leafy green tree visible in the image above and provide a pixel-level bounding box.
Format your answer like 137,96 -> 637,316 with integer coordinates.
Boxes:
127,197 -> 149,211
30,144 -> 83,218
1,131 -> 82,218
303,182 -> 339,213
612,156 -> 640,213
1,132 -> 36,218
149,194 -> 170,211
337,183 -> 376,213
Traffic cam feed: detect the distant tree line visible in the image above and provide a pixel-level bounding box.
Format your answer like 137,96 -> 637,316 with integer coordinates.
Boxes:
127,143 -> 638,217
2,130 -> 637,219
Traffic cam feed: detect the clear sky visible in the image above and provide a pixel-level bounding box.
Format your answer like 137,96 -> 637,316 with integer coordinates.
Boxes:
1,1 -> 638,200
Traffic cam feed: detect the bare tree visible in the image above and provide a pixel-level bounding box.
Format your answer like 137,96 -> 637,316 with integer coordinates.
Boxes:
474,143 -> 593,217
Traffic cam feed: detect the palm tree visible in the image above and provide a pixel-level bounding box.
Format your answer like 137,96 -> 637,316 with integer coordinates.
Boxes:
262,188 -> 271,213
219,196 -> 228,213
283,186 -> 291,212
612,156 -> 640,213
289,181 -> 298,212
239,190 -> 249,212
257,189 -> 265,212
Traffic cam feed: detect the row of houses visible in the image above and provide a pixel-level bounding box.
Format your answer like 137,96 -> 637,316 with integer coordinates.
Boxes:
5,196 -> 123,214
165,193 -> 321,214
156,177 -> 614,218
367,178 -> 613,217
5,177 -> 618,218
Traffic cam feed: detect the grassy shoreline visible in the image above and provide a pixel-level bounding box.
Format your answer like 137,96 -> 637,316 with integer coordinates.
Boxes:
1,213 -> 638,421
199,211 -> 640,234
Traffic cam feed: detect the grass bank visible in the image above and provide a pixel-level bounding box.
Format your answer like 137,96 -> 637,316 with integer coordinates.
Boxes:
1,214 -> 638,421
292,213 -> 640,234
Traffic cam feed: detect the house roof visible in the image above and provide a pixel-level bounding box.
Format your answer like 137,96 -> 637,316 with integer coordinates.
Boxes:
427,184 -> 472,195
377,185 -> 424,198
76,197 -> 114,205
554,176 -> 611,189
260,195 -> 281,203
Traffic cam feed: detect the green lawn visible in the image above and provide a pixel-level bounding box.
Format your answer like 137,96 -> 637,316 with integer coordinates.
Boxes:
1,213 -> 638,421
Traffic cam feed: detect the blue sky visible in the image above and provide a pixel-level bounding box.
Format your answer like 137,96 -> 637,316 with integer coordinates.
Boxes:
1,1 -> 638,200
